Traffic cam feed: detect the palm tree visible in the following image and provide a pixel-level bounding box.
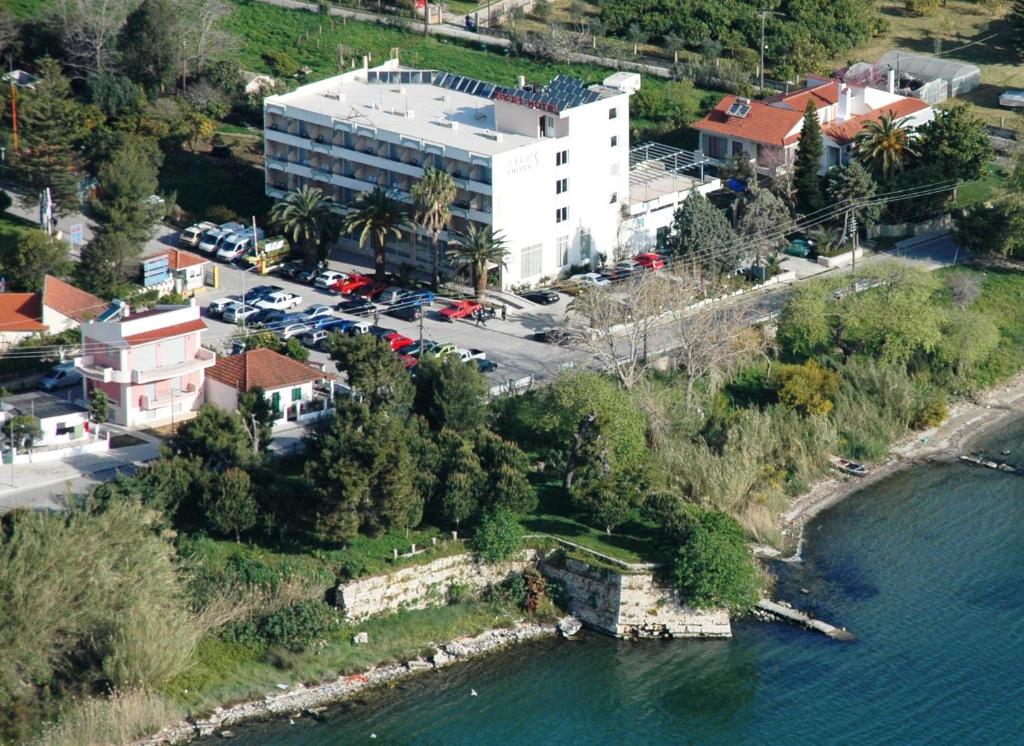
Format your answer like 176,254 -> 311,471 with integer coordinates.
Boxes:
411,168 -> 456,291
269,185 -> 339,265
853,112 -> 918,181
343,187 -> 413,282
446,224 -> 509,300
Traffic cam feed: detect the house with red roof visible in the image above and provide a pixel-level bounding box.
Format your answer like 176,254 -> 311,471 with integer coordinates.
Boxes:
205,347 -> 333,430
0,276 -> 106,348
692,77 -> 933,177
146,248 -> 210,295
0,293 -> 48,348
74,300 -> 216,427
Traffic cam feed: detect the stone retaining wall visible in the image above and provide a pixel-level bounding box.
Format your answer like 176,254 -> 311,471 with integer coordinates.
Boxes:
540,557 -> 731,639
336,551 -> 537,621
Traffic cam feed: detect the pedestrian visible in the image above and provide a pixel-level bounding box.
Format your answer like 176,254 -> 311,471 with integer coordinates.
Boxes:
479,308 -> 488,327
501,304 -> 507,321
373,309 -> 380,326
474,309 -> 482,326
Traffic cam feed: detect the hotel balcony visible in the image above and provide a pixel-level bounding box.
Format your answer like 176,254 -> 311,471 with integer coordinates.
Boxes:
132,347 -> 216,385
75,356 -> 131,384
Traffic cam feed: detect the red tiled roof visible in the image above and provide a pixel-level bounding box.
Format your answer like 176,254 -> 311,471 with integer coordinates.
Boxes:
123,318 -> 206,346
206,348 -> 323,392
824,98 -> 931,144
692,95 -> 805,147
155,248 -> 208,271
767,80 -> 840,111
0,293 -> 47,333
42,276 -> 105,323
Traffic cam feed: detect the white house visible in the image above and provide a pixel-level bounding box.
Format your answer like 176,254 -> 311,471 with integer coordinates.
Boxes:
41,275 -> 106,332
204,347 -> 332,430
148,249 -> 210,295
692,76 -> 933,177
0,391 -> 109,464
264,56 -> 636,287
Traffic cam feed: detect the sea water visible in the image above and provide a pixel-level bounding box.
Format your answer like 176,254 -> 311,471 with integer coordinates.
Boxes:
211,420 -> 1024,745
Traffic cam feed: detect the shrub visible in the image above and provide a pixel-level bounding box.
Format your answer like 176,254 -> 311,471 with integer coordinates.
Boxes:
776,360 -> 841,416
911,389 -> 949,430
471,508 -> 524,563
262,50 -> 300,77
447,582 -> 472,605
205,205 -> 239,223
258,600 -> 340,652
672,508 -> 761,612
485,573 -> 528,610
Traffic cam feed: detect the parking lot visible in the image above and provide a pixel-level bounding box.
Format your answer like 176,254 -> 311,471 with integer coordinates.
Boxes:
198,253 -> 585,386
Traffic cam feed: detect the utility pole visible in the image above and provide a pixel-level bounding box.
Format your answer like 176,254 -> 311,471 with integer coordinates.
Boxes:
759,10 -> 767,92
849,205 -> 859,278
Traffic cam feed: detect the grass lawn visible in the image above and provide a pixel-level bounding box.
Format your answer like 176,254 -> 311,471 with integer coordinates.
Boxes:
520,481 -> 668,565
223,1 -> 712,136
838,1 -> 1023,126
952,162 -> 1009,208
0,210 -> 36,257
165,601 -> 529,713
954,265 -> 1024,386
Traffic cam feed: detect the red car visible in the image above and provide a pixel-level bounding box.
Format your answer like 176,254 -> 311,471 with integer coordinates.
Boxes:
633,252 -> 667,271
438,299 -> 482,321
356,281 -> 390,300
383,332 -> 414,351
398,353 -> 419,369
331,273 -> 372,295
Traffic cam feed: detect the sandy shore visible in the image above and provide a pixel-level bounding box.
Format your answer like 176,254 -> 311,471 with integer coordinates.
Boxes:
774,373 -> 1024,555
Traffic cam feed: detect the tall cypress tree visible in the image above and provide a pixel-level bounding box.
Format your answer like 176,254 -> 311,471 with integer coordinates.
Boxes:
793,100 -> 824,214
1011,0 -> 1024,60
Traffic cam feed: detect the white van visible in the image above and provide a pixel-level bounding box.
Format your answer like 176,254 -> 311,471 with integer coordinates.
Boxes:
217,228 -> 265,263
38,363 -> 82,391
180,221 -> 217,248
208,296 -> 242,318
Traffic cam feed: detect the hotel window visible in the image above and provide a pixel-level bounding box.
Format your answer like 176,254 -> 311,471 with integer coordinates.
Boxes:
609,107 -> 618,119
521,244 -> 542,278
556,150 -> 569,166
610,135 -> 618,148
556,177 -> 568,194
555,206 -> 568,223
557,235 -> 569,266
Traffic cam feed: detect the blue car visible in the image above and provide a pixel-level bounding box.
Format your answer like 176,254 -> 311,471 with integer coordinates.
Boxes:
319,318 -> 355,334
401,289 -> 435,306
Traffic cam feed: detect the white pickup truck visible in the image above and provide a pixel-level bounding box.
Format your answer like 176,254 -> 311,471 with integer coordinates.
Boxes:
254,290 -> 302,311
456,348 -> 487,363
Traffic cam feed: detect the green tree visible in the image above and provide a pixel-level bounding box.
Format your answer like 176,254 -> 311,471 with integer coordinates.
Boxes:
6,414 -> 42,453
431,429 -> 486,529
182,106 -> 214,152
565,413 -> 642,534
9,58 -> 88,216
411,167 -> 456,291
445,224 -> 509,300
917,101 -> 993,182
166,404 -> 254,471
737,187 -> 791,267
119,0 -> 179,95
854,112 -> 918,181
282,336 -> 310,361
672,508 -> 761,611
776,281 -> 833,360
472,507 -> 525,562
413,354 -> 489,432
325,332 -> 413,413
474,430 -> 537,514
238,387 -> 276,454
205,467 -> 258,541
5,230 -> 72,292
826,161 -> 880,239
793,100 -> 824,213
88,389 -> 109,424
92,136 -> 163,242
667,191 -> 738,276
77,228 -> 139,297
269,185 -> 340,266
343,187 -> 412,282
86,72 -> 146,120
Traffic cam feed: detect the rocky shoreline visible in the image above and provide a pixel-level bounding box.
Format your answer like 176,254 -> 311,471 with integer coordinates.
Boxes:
137,622 -> 558,745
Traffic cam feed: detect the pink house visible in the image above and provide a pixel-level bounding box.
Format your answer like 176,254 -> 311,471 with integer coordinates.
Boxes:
74,301 -> 216,427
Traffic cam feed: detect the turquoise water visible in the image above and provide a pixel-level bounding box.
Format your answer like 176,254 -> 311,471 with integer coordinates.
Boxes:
214,422 -> 1024,745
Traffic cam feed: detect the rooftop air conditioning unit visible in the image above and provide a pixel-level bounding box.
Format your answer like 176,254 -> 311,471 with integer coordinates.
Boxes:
438,119 -> 458,129
439,94 -> 450,103
370,101 -> 381,110
405,109 -> 415,119
483,130 -> 503,142
392,87 -> 406,94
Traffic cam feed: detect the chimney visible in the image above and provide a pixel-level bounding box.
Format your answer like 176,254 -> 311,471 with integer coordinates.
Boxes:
838,84 -> 852,121
887,67 -> 896,94
517,75 -> 526,89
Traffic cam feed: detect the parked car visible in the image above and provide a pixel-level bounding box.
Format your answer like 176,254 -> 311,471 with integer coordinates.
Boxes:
314,270 -> 348,290
252,308 -> 287,327
459,348 -> 487,362
208,296 -> 242,318
399,289 -> 436,306
197,222 -> 245,254
632,252 -> 667,270
387,303 -> 422,321
396,340 -> 438,358
430,343 -> 459,358
614,259 -> 643,275
217,228 -> 263,263
254,291 -> 302,311
518,289 -> 560,305
398,353 -> 419,369
275,260 -> 304,279
180,221 -> 216,248
298,305 -> 334,322
382,331 -> 414,351
532,327 -> 572,345
565,273 -> 612,293
347,320 -> 372,335
224,303 -> 261,324
377,286 -> 408,304
295,266 -> 321,285
368,325 -> 398,340
301,328 -> 330,349
331,273 -> 372,295
242,285 -> 283,304
438,299 -> 482,321
278,322 -> 311,340
599,266 -> 633,282
336,298 -> 376,316
355,281 -> 390,300
38,363 -> 82,391
474,358 -> 498,373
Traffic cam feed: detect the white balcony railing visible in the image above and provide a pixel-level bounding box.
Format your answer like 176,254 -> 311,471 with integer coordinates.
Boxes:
132,348 -> 216,385
74,356 -> 131,384
139,383 -> 198,411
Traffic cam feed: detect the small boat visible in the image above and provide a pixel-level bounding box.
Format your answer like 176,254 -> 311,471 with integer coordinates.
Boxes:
831,456 -> 869,476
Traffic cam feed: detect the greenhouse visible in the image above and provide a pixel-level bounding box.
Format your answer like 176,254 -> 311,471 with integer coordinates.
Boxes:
878,50 -> 981,100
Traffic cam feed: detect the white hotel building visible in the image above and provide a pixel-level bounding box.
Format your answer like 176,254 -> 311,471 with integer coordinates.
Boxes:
263,57 -> 714,289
